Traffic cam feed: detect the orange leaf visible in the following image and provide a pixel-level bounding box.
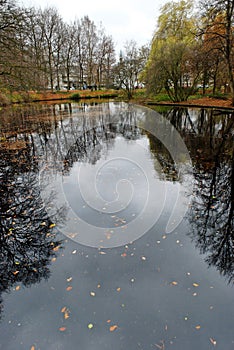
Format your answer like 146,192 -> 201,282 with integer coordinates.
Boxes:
171,281 -> 178,286
59,327 -> 66,332
15,286 -> 21,291
109,325 -> 118,332
31,346 -> 35,350
61,307 -> 66,313
66,286 -> 72,291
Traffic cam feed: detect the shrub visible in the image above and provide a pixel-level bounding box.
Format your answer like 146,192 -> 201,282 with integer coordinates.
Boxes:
70,93 -> 81,100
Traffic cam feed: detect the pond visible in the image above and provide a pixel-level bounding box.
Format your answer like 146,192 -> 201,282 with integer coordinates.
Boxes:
0,101 -> 233,350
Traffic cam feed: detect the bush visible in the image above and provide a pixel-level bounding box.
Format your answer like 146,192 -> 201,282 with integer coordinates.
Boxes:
208,92 -> 229,100
70,93 -> 81,100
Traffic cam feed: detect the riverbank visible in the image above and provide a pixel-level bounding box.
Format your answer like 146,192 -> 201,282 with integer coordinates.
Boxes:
0,89 -> 234,110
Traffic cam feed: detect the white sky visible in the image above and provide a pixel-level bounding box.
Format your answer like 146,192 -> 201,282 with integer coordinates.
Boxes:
20,0 -> 168,53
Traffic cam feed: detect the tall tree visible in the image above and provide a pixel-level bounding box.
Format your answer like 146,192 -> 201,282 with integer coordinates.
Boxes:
143,0 -> 202,102
199,0 -> 234,104
114,41 -> 148,99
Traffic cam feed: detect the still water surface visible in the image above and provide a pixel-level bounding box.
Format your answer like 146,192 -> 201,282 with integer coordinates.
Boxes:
0,101 -> 233,349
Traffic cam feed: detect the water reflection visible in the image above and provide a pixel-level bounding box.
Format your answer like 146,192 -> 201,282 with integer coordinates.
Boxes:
153,106 -> 234,282
0,102 -> 233,313
0,126 -> 65,319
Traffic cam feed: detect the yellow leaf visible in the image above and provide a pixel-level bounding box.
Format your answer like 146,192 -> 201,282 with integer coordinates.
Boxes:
116,287 -> 121,292
171,281 -> 178,285
49,223 -> 56,228
88,323 -> 94,329
53,246 -> 60,252
64,311 -> 69,319
193,283 -> 199,287
109,325 -> 118,332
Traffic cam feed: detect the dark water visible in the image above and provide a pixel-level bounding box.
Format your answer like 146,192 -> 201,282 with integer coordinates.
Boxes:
0,101 -> 233,349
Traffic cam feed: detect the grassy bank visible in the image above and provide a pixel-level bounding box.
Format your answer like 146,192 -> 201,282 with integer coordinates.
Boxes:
0,89 -> 119,106
0,88 -> 233,109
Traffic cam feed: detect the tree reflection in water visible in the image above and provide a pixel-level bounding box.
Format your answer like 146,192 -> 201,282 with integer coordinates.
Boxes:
157,106 -> 234,283
0,102 -> 233,327
0,113 -> 65,319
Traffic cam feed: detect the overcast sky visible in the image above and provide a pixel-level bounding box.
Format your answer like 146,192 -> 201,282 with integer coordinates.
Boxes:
20,0 -> 168,52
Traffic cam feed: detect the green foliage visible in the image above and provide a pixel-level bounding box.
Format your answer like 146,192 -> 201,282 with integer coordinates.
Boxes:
143,0 -> 203,102
70,93 -> 81,100
207,93 -> 229,100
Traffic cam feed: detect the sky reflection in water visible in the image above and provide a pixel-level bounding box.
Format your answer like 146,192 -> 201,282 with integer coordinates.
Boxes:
0,101 -> 233,350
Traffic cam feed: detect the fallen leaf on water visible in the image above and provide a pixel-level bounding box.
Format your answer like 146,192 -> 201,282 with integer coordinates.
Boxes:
171,281 -> 178,286
195,325 -> 201,329
121,252 -> 127,257
116,287 -> 121,292
61,307 -> 67,313
66,277 -> 72,282
88,323 -> 94,329
90,291 -> 96,297
107,320 -> 111,323
31,346 -> 35,350
12,271 -> 19,275
53,246 -> 60,252
59,327 -> 66,332
15,286 -> 20,291
66,286 -> 72,291
49,223 -> 56,228
64,311 -> 69,320
210,338 -> 217,346
193,283 -> 199,287
109,325 -> 118,332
